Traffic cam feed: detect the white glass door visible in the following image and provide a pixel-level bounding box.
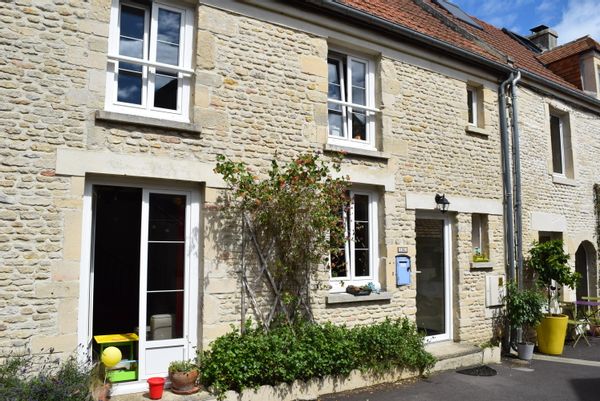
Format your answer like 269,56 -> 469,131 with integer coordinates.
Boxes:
139,190 -> 191,378
415,214 -> 452,342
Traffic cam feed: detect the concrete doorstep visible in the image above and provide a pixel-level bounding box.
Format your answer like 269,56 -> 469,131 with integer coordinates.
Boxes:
112,343 -> 500,401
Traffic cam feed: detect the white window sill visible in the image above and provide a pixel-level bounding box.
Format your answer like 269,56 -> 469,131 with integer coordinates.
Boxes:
465,125 -> 489,136
552,174 -> 576,186
470,261 -> 494,269
95,111 -> 201,134
326,291 -> 392,304
324,143 -> 390,161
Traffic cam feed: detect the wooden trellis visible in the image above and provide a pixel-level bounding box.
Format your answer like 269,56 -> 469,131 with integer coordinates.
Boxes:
239,212 -> 313,332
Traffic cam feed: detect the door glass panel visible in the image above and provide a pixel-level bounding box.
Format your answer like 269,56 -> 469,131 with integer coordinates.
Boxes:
415,219 -> 445,337
148,194 -> 185,241
147,193 -> 186,341
147,243 -> 184,291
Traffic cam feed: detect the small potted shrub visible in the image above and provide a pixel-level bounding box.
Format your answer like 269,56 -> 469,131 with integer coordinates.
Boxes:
527,240 -> 580,355
504,281 -> 544,360
168,360 -> 199,395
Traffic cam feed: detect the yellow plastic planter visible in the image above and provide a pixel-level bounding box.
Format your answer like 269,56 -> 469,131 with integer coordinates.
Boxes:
536,314 -> 568,355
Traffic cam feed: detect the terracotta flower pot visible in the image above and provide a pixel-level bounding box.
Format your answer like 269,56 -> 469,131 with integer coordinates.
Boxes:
169,369 -> 200,395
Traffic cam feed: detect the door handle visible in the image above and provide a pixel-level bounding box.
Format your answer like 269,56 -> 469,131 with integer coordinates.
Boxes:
416,270 -> 422,274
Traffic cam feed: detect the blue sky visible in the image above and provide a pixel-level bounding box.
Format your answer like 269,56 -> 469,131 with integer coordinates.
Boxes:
451,0 -> 600,44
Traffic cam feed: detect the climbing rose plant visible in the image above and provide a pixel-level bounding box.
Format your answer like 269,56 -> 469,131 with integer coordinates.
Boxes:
214,152 -> 349,325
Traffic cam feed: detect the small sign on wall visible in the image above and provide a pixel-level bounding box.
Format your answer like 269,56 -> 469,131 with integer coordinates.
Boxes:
485,274 -> 505,307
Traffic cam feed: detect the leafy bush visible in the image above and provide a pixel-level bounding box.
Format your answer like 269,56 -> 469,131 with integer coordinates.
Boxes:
0,354 -> 96,401
198,319 -> 436,398
504,281 -> 544,342
527,240 -> 580,312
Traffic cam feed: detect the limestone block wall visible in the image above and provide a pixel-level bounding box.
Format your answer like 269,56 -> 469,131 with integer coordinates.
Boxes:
0,0 -> 96,357
517,86 -> 600,298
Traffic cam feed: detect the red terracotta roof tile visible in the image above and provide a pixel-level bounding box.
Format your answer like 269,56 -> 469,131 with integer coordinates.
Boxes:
334,0 -> 582,92
538,36 -> 600,64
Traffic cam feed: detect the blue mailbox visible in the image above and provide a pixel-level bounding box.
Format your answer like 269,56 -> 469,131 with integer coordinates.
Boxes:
396,255 -> 411,286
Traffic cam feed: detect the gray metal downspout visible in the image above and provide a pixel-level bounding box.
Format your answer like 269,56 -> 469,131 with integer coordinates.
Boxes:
500,73 -> 516,283
499,72 -> 516,353
510,72 -> 523,290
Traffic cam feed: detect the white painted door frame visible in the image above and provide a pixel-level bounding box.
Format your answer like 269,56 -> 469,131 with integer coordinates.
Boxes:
77,179 -> 200,395
415,211 -> 453,343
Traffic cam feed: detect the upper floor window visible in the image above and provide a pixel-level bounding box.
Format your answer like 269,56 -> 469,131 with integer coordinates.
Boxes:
549,111 -> 573,178
330,190 -> 379,292
327,51 -> 376,149
467,86 -> 478,126
106,0 -> 194,122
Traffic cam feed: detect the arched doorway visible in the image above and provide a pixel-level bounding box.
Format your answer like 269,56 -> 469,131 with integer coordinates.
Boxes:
575,241 -> 597,301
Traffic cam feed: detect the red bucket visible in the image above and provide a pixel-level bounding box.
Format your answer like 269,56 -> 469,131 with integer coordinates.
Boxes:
147,377 -> 165,400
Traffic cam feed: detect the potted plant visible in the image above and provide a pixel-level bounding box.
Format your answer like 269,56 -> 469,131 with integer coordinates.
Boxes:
527,240 -> 580,355
168,360 -> 200,395
504,281 -> 544,360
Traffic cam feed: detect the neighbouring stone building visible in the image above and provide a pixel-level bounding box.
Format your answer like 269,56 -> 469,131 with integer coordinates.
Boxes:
1,0 -> 599,396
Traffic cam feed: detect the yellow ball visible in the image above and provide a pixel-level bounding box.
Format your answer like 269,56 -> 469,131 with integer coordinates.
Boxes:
101,346 -> 122,368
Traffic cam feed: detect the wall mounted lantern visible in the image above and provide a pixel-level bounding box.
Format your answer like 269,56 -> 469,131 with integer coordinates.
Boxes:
435,193 -> 450,213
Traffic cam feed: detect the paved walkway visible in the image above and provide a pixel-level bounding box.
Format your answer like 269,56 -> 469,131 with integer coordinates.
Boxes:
321,336 -> 600,401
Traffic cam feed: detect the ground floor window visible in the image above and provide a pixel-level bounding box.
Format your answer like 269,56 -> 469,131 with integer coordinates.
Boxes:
330,190 -> 379,291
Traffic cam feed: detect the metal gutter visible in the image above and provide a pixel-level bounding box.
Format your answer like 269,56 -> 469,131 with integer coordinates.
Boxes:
499,73 -> 516,285
510,72 -> 523,291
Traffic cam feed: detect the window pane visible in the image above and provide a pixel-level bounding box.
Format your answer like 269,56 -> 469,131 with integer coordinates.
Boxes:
157,42 -> 179,66
117,70 -> 143,104
154,72 -> 178,110
119,61 -> 143,73
331,250 -> 347,278
328,83 -> 341,100
354,249 -> 369,277
351,60 -> 366,88
354,195 -> 369,220
351,111 -> 367,141
328,60 -> 343,100
147,243 -> 184,291
352,87 -> 366,106
550,115 -> 563,174
467,89 -> 474,124
120,5 -> 145,40
149,193 -> 186,241
157,8 -> 181,44
119,37 -> 144,59
355,222 -> 369,248
328,110 -> 344,137
147,292 -> 183,340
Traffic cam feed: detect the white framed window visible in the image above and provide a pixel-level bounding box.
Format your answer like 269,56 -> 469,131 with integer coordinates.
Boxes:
467,86 -> 478,126
105,0 -> 194,122
471,214 -> 489,262
330,190 -> 379,292
327,51 -> 377,149
550,114 -> 565,175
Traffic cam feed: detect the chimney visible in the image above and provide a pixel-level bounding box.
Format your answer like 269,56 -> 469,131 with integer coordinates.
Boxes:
528,25 -> 558,51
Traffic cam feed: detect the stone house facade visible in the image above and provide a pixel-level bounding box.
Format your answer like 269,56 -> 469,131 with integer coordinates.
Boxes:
1,0 -> 599,395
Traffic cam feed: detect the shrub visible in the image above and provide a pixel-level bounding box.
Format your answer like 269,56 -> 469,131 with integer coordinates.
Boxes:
503,281 -> 544,342
0,354 -> 95,401
198,318 -> 436,399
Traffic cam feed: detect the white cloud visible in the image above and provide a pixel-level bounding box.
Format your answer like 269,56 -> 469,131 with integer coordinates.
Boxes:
553,0 -> 600,43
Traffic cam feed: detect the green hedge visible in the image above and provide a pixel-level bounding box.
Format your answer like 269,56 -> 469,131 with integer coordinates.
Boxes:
198,318 -> 436,398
